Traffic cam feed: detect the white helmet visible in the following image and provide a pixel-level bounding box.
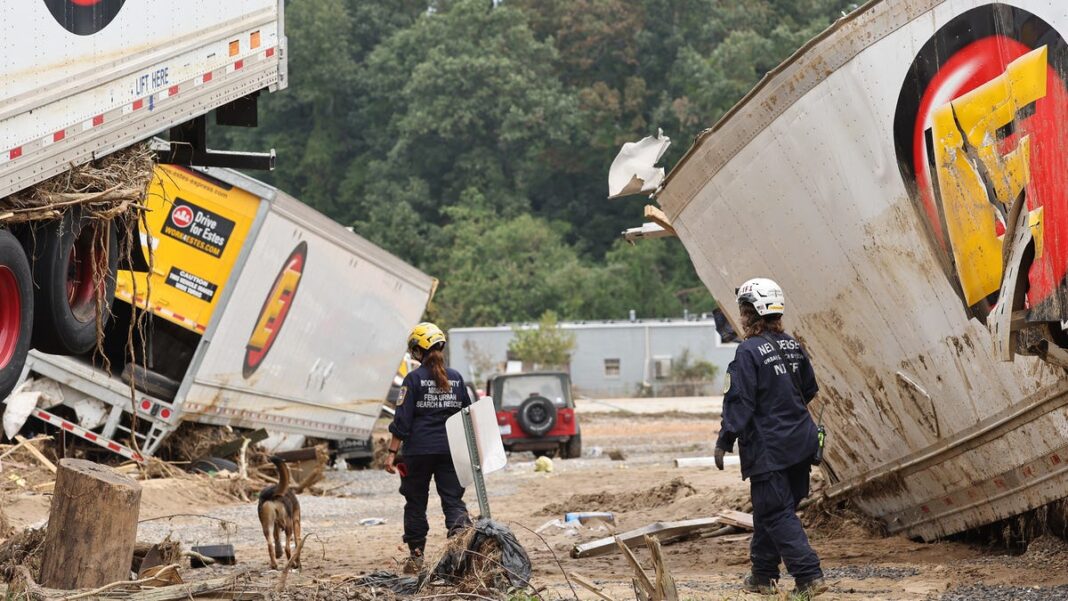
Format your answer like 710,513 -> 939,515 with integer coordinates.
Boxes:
736,278 -> 785,316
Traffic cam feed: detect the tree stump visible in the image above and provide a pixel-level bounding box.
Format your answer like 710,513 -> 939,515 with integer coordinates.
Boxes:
39,458 -> 142,589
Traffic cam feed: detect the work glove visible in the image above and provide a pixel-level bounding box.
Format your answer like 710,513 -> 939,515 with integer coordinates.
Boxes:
714,447 -> 726,470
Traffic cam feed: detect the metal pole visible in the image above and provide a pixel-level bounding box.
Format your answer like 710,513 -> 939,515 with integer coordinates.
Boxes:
461,406 -> 490,519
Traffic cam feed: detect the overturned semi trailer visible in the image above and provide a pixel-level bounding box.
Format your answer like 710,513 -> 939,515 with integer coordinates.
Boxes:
654,0 -> 1068,540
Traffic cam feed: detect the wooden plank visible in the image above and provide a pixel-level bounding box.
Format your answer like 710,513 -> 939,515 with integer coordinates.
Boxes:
717,534 -> 753,543
616,537 -> 655,599
645,536 -> 678,601
0,438 -> 32,461
203,429 -> 268,460
126,573 -> 248,601
571,518 -> 721,559
272,447 -> 319,462
716,510 -> 754,530
633,579 -> 651,601
570,573 -> 617,601
15,436 -> 56,473
643,205 -> 676,235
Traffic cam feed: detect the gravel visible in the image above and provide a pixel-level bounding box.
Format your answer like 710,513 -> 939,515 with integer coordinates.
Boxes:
136,492 -> 400,550
824,565 -> 920,580
939,585 -> 1068,600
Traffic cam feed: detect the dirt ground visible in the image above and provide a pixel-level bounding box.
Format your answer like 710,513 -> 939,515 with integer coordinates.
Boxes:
7,410 -> 1068,600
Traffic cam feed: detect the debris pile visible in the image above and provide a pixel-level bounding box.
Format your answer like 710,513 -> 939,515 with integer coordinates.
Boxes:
0,144 -> 153,224
0,527 -> 45,581
338,519 -> 534,599
539,477 -> 697,515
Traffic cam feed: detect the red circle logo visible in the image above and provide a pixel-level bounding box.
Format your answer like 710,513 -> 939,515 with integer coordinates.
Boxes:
170,205 -> 194,229
894,5 -> 1068,322
43,0 -> 126,36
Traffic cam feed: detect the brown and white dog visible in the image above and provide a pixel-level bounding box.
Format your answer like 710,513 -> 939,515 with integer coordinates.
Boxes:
258,456 -> 302,569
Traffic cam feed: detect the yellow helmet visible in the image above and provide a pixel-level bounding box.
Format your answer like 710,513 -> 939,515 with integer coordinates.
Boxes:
408,322 -> 446,351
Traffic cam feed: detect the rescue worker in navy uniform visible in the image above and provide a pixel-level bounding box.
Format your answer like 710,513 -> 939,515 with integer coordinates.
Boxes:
385,322 -> 473,573
714,278 -> 827,598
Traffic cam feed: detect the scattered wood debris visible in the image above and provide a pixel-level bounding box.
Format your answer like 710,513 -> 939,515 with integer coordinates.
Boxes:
572,510 -> 755,558
715,510 -> 754,530
572,518 -> 721,558
617,535 -> 678,601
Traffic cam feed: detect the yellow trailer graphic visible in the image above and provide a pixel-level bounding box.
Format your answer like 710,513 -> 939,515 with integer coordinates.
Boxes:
116,165 -> 260,332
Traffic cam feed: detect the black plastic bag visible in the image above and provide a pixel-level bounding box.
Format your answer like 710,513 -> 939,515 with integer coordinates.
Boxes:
352,570 -> 421,595
433,518 -> 532,590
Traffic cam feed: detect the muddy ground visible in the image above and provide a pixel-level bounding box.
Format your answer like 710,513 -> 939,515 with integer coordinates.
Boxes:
7,409 -> 1068,600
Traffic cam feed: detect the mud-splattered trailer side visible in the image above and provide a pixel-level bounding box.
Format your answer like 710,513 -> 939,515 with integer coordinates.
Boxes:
656,0 -> 1068,540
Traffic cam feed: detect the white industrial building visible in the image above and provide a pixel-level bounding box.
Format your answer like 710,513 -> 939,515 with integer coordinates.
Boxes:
449,316 -> 738,398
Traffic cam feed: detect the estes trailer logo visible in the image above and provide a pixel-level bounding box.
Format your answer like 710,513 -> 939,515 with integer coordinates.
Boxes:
44,0 -> 125,35
243,242 -> 308,378
894,4 -> 1068,323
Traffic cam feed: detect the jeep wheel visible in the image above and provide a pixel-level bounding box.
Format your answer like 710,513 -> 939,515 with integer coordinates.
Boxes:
561,432 -> 582,459
517,395 -> 557,437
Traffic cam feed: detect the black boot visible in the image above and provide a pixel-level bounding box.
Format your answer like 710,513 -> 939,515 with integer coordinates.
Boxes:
792,576 -> 828,599
403,542 -> 425,575
742,573 -> 777,594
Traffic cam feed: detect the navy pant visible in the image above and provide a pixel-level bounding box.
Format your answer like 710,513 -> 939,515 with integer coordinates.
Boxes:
398,454 -> 471,549
749,461 -> 822,582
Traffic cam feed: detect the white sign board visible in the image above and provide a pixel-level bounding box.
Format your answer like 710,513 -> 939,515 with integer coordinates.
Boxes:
446,397 -> 508,488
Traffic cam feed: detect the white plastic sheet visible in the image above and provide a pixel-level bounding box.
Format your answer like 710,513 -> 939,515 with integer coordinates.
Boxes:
446,397 -> 507,488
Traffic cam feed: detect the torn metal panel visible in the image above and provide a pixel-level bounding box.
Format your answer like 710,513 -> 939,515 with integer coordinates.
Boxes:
622,222 -> 674,243
656,0 -> 1068,540
607,130 -> 671,199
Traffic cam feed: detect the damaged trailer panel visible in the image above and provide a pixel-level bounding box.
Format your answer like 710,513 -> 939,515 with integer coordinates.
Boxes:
655,0 -> 1068,540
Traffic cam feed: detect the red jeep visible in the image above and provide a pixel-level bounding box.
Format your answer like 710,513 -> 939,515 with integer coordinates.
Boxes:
488,371 -> 581,459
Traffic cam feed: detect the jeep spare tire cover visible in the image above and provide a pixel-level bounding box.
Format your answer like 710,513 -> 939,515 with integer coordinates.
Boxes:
517,396 -> 557,437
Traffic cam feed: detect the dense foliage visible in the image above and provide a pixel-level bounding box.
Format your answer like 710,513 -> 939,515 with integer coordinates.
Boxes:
220,0 -> 857,327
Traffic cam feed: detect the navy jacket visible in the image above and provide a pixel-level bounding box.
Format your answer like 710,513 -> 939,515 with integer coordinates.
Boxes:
716,332 -> 819,480
388,365 -> 472,455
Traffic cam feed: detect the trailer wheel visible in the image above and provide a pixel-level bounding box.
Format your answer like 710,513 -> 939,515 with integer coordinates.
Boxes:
29,211 -> 117,355
121,363 -> 181,401
0,230 -> 33,399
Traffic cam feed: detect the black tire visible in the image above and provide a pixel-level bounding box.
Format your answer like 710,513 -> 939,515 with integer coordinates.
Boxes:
562,432 -> 582,459
28,210 -> 117,355
121,363 -> 181,400
190,457 -> 239,475
0,230 -> 34,400
517,395 -> 557,437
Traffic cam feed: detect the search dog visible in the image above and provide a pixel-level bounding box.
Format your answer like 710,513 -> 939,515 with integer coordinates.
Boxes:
258,456 -> 302,570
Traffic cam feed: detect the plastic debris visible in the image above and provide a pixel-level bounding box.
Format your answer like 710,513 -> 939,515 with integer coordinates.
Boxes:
434,518 -> 532,590
534,456 -> 554,473
565,511 -> 616,525
351,520 -> 532,596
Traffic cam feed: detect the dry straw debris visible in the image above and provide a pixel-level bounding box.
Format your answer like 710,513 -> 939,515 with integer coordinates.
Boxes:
1,144 -> 154,224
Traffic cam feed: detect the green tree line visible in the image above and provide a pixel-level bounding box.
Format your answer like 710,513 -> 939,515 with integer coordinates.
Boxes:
220,0 -> 856,328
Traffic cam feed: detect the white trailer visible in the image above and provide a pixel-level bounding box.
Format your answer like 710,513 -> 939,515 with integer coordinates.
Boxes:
17,165 -> 436,462
0,2 -> 287,400
653,0 -> 1068,540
